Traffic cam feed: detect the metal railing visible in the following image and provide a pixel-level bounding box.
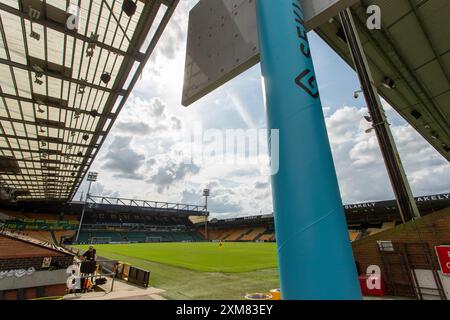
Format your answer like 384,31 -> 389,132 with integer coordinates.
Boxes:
68,258 -> 117,296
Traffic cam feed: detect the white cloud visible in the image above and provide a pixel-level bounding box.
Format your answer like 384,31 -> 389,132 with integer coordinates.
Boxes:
326,105 -> 450,204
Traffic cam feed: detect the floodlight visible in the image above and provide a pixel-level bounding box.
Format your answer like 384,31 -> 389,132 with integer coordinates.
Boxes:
353,90 -> 363,99
382,77 -> 395,89
431,132 -> 439,140
410,110 -> 422,120
122,0 -> 137,17
100,72 -> 111,84
89,110 -> 99,117
30,31 -> 40,40
87,171 -> 98,182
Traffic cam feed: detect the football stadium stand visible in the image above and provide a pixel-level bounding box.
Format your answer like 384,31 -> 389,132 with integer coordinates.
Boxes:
0,208 -> 79,245
0,194 -> 209,245
74,196 -> 208,244
240,227 -> 266,241
1,192 -> 448,246
203,193 -> 450,243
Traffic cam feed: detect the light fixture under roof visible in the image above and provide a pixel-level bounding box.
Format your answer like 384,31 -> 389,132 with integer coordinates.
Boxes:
100,72 -> 111,84
382,76 -> 395,89
29,30 -> 40,40
34,77 -> 43,85
364,115 -> 372,123
410,110 -> 422,119
431,131 -> 439,140
353,90 -> 363,99
32,64 -> 45,73
37,105 -> 45,113
122,0 -> 137,17
89,109 -> 99,117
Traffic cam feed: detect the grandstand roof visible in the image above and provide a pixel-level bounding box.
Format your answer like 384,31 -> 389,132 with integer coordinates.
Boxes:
85,195 -> 209,216
316,0 -> 450,161
0,0 -> 179,201
207,192 -> 450,226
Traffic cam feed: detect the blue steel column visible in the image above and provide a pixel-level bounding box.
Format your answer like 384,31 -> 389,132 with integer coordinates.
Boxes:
256,0 -> 362,299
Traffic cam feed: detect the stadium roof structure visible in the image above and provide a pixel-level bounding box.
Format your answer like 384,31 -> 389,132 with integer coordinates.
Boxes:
85,195 -> 209,216
0,0 -> 179,201
315,0 -> 450,161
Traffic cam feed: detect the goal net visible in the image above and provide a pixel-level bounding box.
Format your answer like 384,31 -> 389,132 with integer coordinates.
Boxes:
145,236 -> 162,243
90,237 -> 111,244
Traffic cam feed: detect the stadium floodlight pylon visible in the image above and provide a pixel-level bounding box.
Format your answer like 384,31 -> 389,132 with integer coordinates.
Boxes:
182,0 -> 362,299
75,171 -> 98,243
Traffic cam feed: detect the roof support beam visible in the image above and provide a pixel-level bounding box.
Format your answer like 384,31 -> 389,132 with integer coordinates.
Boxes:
0,92 -> 114,119
0,2 -> 145,62
0,134 -> 95,148
0,115 -> 106,135
0,57 -> 127,96
0,146 -> 94,158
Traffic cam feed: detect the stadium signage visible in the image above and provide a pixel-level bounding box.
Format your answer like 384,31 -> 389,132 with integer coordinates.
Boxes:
344,193 -> 450,211
345,202 -> 376,210
0,267 -> 35,279
435,245 -> 450,275
416,193 -> 449,202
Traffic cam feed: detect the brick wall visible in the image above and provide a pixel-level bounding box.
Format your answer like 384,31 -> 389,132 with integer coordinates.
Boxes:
0,255 -> 73,271
0,284 -> 66,300
352,207 -> 450,274
0,235 -> 61,258
0,234 -> 73,271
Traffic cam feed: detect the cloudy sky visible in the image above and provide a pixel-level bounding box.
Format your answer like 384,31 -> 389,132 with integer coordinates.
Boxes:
75,1 -> 450,219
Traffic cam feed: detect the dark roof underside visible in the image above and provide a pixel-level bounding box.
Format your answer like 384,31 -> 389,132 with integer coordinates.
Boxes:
0,0 -> 178,201
316,0 -> 450,161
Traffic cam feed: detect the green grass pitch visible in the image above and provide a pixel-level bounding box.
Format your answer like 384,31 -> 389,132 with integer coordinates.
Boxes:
75,242 -> 280,299
76,242 -> 278,272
